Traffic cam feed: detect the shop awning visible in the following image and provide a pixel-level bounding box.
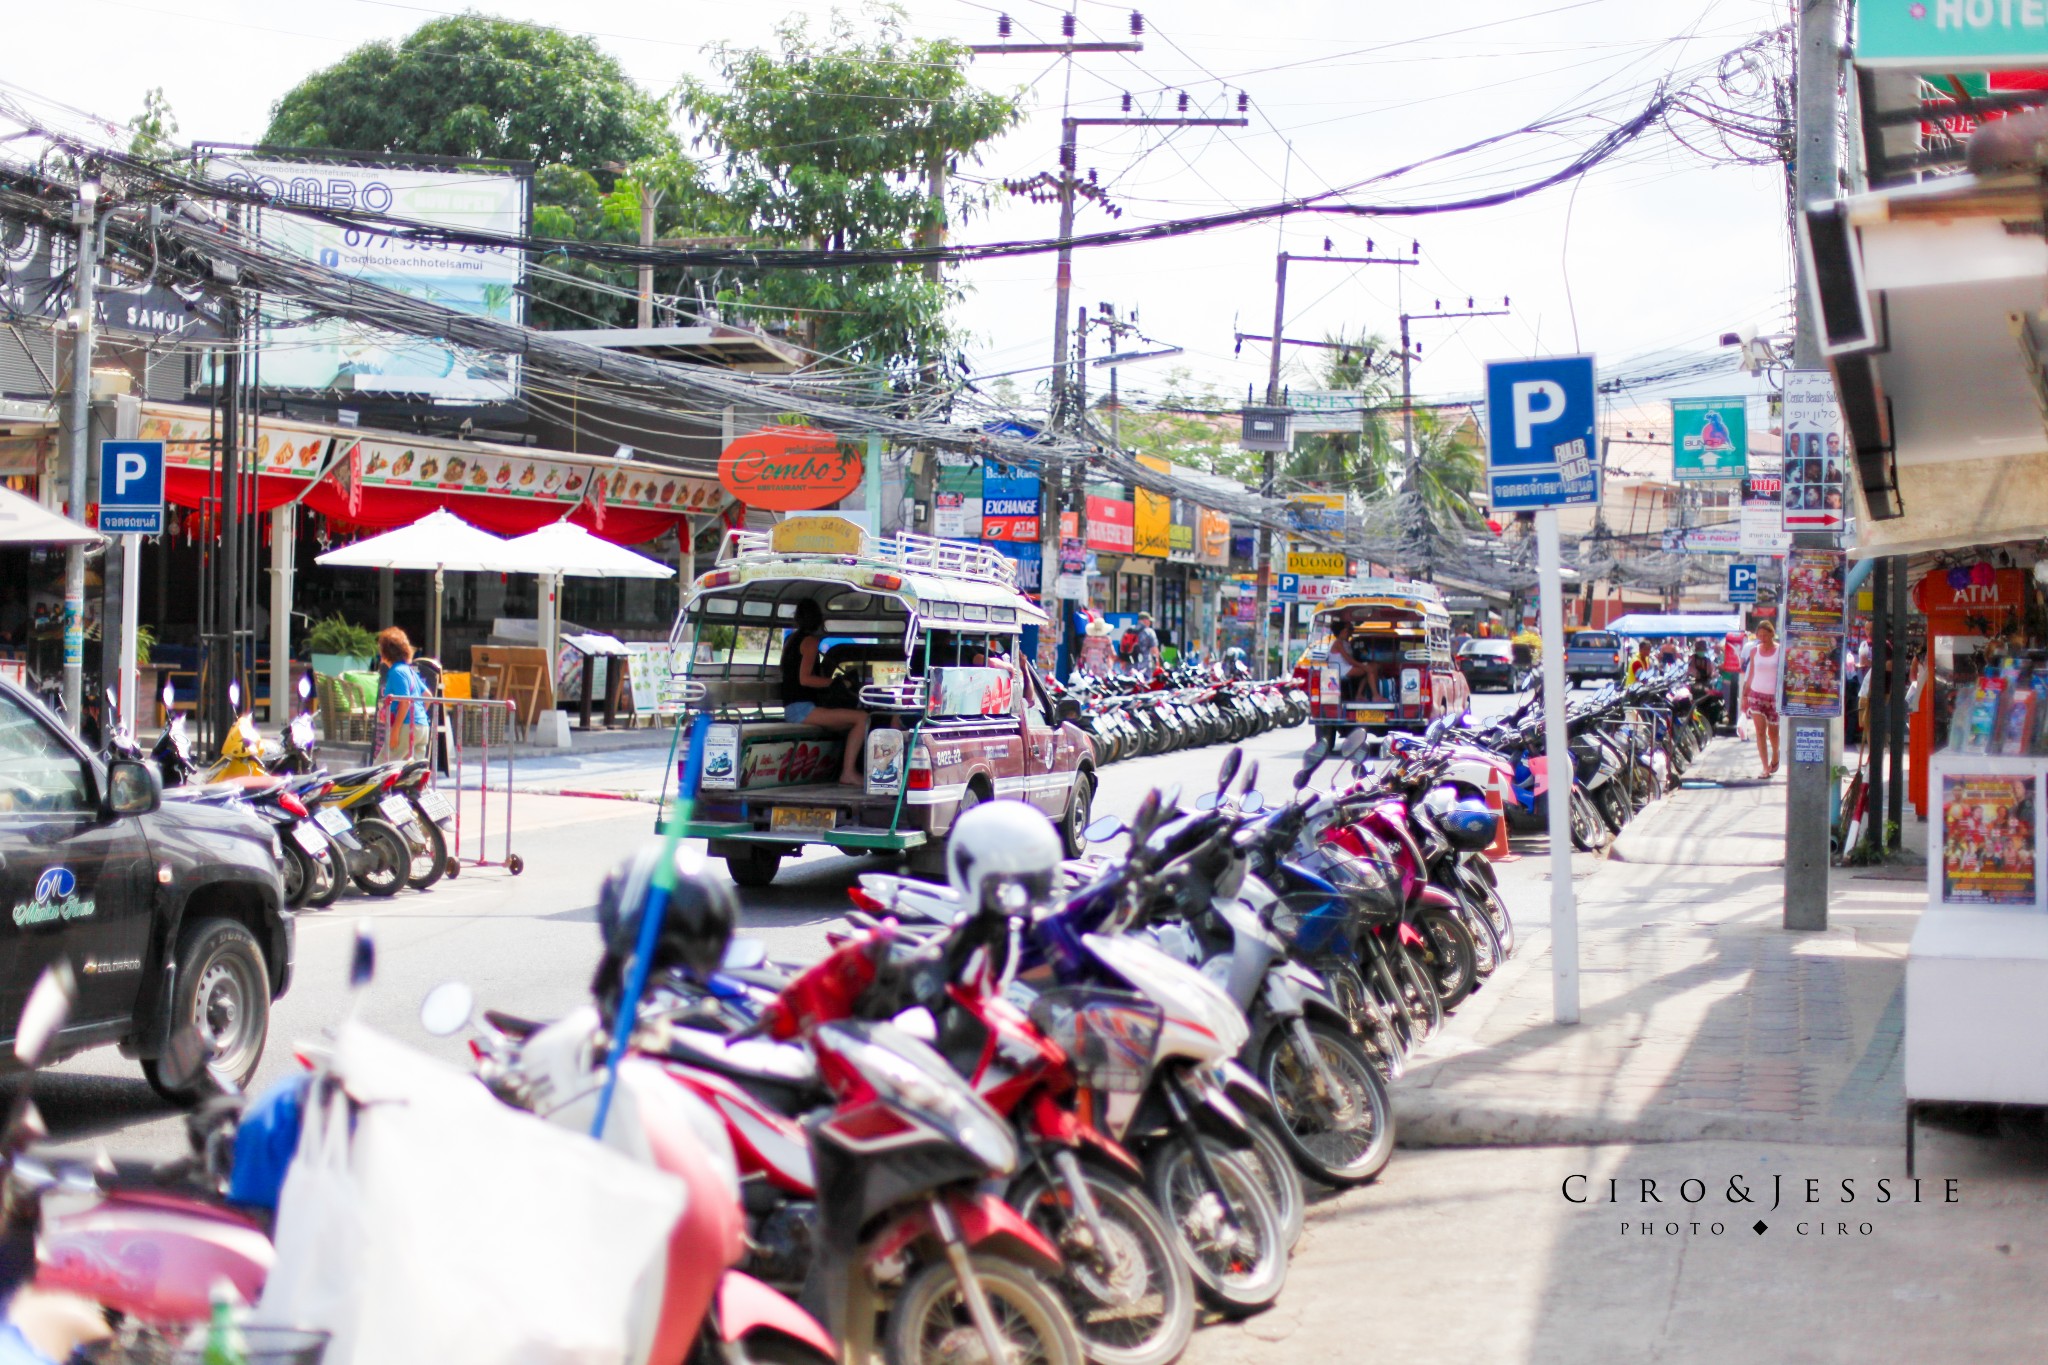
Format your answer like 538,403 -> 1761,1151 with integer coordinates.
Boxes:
139,402 -> 723,547
1809,174 -> 2048,556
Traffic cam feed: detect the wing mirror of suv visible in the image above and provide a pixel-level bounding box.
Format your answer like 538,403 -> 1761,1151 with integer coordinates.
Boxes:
419,980 -> 477,1037
103,759 -> 160,817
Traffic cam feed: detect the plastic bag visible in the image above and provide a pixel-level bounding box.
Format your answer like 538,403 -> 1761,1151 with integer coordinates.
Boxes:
256,1083 -> 364,1356
259,1023 -> 685,1365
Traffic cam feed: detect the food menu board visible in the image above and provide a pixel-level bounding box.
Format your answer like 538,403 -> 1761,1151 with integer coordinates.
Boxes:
139,410 -> 721,516
1938,768 -> 2039,908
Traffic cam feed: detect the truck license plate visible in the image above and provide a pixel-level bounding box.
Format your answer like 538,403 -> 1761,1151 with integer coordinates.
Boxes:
315,808 -> 351,835
770,806 -> 838,833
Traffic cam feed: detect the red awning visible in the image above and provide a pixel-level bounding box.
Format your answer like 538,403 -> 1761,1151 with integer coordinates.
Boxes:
165,467 -> 689,547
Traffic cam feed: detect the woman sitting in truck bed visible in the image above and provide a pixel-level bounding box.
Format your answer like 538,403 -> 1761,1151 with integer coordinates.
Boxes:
781,598 -> 868,786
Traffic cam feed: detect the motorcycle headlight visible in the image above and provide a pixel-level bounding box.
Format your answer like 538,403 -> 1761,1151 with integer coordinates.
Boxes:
818,1022 -> 1017,1174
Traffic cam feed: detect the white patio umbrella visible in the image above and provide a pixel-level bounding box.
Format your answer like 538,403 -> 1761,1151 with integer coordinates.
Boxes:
316,509 -> 536,660
0,485 -> 103,546
504,521 -> 675,678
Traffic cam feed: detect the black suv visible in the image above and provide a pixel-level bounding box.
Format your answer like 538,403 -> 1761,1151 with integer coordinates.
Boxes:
0,680 -> 290,1100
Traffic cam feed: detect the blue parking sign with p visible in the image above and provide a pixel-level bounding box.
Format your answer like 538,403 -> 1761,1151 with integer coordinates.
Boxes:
1728,562 -> 1758,604
97,439 -> 164,535
1484,356 -> 1598,510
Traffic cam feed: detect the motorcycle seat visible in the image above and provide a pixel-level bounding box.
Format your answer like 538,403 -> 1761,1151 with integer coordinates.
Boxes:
328,765 -> 392,788
657,1027 -> 822,1111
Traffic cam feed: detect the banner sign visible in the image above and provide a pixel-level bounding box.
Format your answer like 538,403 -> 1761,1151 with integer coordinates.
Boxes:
1740,453 -> 1792,554
987,540 -> 1042,592
1197,508 -> 1232,565
1940,773 -> 2040,907
1085,496 -> 1135,553
1286,493 -> 1347,535
1286,391 -> 1370,434
1662,522 -> 1743,554
208,155 -> 527,402
1287,550 -> 1348,576
1671,397 -> 1748,481
1781,371 -> 1846,533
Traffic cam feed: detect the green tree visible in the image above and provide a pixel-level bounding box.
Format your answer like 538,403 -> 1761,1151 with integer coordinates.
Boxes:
263,15 -> 674,168
127,87 -> 180,165
1288,328 -> 1397,492
1110,367 -> 1242,477
677,7 -> 1022,375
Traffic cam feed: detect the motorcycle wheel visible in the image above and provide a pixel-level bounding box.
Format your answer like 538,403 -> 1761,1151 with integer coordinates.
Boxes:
1241,1118 -> 1305,1250
1414,909 -> 1478,1012
1010,1164 -> 1194,1365
280,841 -> 314,910
1392,942 -> 1444,1040
1568,789 -> 1606,852
1443,882 -> 1500,978
885,1253 -> 1085,1365
1258,1020 -> 1395,1186
403,811 -> 448,891
1593,784 -> 1630,836
1471,870 -> 1515,959
1144,1137 -> 1286,1316
303,830 -> 345,909
1323,959 -> 1404,1081
349,817 -> 410,897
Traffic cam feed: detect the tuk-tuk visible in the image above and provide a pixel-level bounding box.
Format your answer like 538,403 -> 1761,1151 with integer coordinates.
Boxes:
664,516 -> 1096,887
1305,577 -> 1470,733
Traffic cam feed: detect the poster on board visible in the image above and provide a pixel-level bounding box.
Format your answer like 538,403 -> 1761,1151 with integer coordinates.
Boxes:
1940,772 -> 2038,907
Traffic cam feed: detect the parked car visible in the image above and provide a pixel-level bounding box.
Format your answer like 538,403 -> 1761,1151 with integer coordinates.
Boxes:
0,680 -> 291,1101
1457,638 -> 1517,692
1564,630 -> 1625,686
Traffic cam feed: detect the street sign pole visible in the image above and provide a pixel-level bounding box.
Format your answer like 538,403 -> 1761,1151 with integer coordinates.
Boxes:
1484,355 -> 1598,1027
1536,508 -> 1578,1023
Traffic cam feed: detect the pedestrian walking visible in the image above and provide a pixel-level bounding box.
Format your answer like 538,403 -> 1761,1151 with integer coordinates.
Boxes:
1133,611 -> 1160,672
1740,619 -> 1783,778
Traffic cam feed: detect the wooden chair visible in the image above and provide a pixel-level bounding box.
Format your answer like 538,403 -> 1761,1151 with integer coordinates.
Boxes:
471,646 -> 553,739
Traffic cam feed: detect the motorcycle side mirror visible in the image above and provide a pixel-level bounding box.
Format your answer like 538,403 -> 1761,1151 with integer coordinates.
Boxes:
1159,782 -> 1182,814
722,937 -> 768,970
1084,814 -> 1126,843
1337,726 -> 1370,758
14,962 -> 75,1070
1300,738 -> 1331,770
1194,791 -> 1220,811
1293,766 -> 1314,791
1240,789 -> 1266,813
1239,760 -> 1259,793
419,981 -> 476,1037
1216,746 -> 1242,788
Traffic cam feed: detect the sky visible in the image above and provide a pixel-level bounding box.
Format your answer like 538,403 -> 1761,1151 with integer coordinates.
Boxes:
0,0 -> 1798,422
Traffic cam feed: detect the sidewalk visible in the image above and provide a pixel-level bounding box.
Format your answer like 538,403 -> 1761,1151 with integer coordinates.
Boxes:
1394,738 -> 1921,1148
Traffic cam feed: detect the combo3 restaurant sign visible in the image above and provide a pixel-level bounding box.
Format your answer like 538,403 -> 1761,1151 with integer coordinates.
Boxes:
719,426 -> 864,512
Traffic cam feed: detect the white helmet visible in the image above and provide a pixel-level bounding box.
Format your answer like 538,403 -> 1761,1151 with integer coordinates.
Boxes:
947,800 -> 1063,915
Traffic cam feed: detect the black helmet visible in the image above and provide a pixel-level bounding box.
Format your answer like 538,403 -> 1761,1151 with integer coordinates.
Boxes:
591,842 -> 738,1012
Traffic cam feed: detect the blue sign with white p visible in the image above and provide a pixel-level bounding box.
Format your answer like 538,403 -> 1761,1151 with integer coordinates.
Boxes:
1728,562 -> 1758,604
97,439 -> 164,534
1277,573 -> 1299,601
1484,356 -> 1598,510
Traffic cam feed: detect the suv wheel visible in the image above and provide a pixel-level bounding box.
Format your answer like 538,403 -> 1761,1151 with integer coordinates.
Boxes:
1060,774 -> 1095,859
143,918 -> 270,1104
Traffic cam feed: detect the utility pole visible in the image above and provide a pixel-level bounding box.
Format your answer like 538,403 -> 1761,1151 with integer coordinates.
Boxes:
1396,296 -> 1510,579
62,181 -> 98,732
637,184 -> 664,329
1786,0 -> 1842,932
1249,248 -> 1418,672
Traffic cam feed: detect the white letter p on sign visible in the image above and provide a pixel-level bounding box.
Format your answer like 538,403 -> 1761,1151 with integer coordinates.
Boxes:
1511,380 -> 1566,449
115,450 -> 147,496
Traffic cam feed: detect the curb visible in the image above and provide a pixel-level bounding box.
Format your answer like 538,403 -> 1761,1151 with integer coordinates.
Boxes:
1390,1093 -> 1901,1149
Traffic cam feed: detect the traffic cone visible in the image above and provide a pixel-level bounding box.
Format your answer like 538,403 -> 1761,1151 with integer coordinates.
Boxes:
1485,783 -> 1518,863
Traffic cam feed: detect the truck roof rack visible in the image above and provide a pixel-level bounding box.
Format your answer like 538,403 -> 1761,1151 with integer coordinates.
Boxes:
716,526 -> 1021,592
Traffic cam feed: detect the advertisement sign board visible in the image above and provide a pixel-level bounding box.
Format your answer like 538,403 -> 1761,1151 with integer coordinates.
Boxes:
1782,546 -> 1847,719
1740,453 -> 1792,554
1197,508 -> 1232,565
1286,493 -> 1347,535
208,154 -> 527,402
1286,391 -> 1369,434
1671,397 -> 1749,481
1857,2 -> 2048,68
1085,497 -> 1135,553
719,428 -> 863,511
1133,456 -> 1172,558
981,472 -> 1040,542
1781,370 -> 1846,533
1662,522 -> 1743,554
1287,551 -> 1347,577
1483,355 -> 1598,509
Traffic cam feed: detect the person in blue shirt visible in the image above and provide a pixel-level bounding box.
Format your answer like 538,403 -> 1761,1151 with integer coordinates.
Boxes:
376,626 -> 431,761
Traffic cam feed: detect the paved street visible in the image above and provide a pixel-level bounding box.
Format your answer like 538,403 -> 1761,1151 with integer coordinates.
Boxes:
39,697 -> 2048,1359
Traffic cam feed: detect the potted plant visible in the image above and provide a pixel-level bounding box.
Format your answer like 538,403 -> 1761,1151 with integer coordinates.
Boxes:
307,614 -> 377,677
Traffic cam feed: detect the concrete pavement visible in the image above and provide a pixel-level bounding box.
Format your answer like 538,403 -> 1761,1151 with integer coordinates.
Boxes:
1394,738 -> 1917,1149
